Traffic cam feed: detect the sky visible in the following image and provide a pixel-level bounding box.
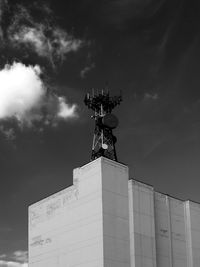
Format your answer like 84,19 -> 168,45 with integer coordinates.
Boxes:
0,0 -> 200,265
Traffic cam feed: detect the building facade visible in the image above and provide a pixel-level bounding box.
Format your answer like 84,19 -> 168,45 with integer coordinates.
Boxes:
129,179 -> 200,267
29,158 -> 200,267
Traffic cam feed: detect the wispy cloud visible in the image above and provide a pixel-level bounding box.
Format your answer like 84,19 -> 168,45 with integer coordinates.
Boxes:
0,260 -> 27,266
0,250 -> 28,267
144,92 -> 159,101
0,125 -> 16,140
0,62 -> 77,128
12,251 -> 28,263
9,25 -> 83,66
7,4 -> 83,67
80,63 -> 95,78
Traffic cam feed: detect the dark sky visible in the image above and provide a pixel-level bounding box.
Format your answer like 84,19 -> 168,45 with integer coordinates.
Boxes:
1,0 -> 200,265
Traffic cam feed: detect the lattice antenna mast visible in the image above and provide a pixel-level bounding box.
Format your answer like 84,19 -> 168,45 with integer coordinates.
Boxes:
84,89 -> 122,161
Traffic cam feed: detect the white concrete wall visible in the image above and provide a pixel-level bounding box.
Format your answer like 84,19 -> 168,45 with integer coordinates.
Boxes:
101,158 -> 130,267
128,180 -> 157,267
29,157 -> 130,267
169,197 -> 187,266
29,158 -> 104,267
154,192 -> 171,267
185,201 -> 200,267
129,180 -> 200,267
154,193 -> 188,267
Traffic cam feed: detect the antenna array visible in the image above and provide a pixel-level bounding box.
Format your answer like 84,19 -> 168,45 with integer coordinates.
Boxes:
84,89 -> 122,161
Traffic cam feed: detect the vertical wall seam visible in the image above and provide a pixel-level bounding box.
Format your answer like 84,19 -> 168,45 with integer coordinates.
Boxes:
152,191 -> 157,267
128,181 -> 135,267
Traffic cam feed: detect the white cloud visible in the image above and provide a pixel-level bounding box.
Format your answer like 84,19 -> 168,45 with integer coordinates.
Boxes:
52,27 -> 82,57
0,62 -> 45,121
0,260 -> 28,267
57,97 -> 77,119
11,26 -> 48,57
0,250 -> 28,267
12,251 -> 28,263
0,62 -> 78,127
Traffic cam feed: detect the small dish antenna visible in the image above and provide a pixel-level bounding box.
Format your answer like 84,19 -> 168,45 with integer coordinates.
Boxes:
102,143 -> 108,150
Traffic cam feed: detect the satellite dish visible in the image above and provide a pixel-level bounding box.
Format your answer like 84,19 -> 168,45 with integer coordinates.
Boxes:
102,113 -> 118,129
102,143 -> 108,149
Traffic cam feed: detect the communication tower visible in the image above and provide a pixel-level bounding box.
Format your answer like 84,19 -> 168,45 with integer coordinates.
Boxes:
84,89 -> 122,161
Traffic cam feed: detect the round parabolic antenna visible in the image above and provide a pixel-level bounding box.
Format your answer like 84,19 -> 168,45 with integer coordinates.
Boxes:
102,113 -> 119,129
102,143 -> 108,149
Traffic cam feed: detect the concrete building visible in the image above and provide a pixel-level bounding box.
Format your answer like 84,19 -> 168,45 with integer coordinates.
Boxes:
29,157 -> 200,266
129,179 -> 200,267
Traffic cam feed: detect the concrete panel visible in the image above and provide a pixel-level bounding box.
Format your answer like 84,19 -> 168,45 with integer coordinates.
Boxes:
185,200 -> 200,267
154,193 -> 188,267
156,236 -> 170,257
128,179 -> 156,267
101,158 -> 130,266
169,198 -> 187,266
156,255 -> 170,267
154,193 -> 171,266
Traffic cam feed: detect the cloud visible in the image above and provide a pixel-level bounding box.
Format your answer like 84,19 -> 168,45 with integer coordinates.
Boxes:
0,260 -> 28,267
12,251 -> 28,263
7,4 -> 83,66
0,62 -> 45,121
80,63 -> 95,78
0,126 -> 16,140
52,27 -> 82,57
0,62 -> 78,128
11,26 -> 47,57
144,92 -> 159,100
9,25 -> 82,64
0,250 -> 28,267
57,97 -> 77,119
0,2 -> 81,136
